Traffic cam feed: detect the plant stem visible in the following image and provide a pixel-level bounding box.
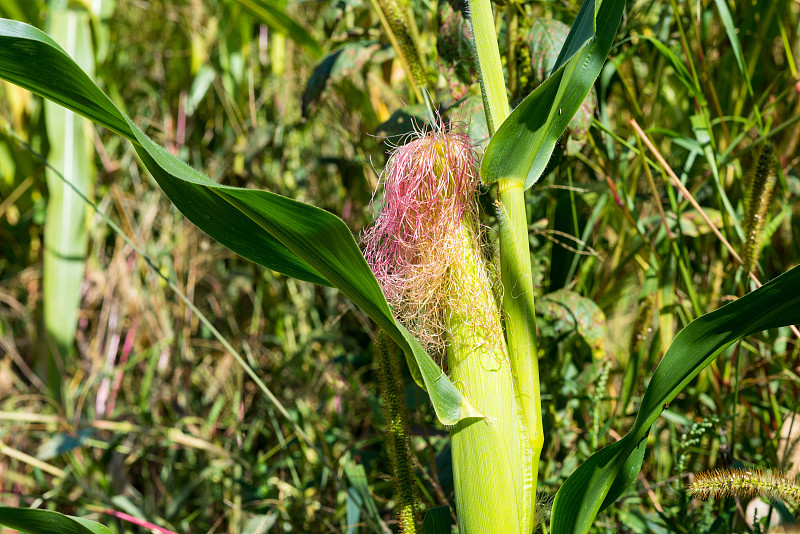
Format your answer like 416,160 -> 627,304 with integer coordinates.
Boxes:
496,186 -> 543,521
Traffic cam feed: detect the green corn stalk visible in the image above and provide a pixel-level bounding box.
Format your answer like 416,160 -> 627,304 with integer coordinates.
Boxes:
42,5 -> 95,398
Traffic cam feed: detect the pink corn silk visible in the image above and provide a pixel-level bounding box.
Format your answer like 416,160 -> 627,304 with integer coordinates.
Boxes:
362,124 -> 479,346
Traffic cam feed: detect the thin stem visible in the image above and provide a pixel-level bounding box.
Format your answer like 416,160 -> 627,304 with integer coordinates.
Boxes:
497,187 -> 543,517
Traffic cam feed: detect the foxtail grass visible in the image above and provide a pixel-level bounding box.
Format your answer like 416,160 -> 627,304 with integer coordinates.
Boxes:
376,330 -> 419,533
688,467 -> 800,508
742,143 -> 777,273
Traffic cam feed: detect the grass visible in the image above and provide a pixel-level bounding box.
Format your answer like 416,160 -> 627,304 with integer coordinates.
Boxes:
1,0 -> 799,532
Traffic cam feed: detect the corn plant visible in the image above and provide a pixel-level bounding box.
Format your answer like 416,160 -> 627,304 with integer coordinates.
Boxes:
0,0 -> 799,533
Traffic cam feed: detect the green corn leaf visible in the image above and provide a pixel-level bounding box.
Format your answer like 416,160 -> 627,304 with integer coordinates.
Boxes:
232,0 -> 322,60
550,264 -> 800,534
0,506 -> 114,534
0,18 -> 482,427
480,0 -> 626,189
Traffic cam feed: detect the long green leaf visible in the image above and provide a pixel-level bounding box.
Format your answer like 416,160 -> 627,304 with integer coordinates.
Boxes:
0,18 -> 482,426
480,0 -> 626,189
0,506 -> 114,534
550,264 -> 800,534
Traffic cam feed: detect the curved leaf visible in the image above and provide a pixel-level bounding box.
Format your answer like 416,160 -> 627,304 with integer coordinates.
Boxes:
551,264 -> 800,534
0,506 -> 114,534
480,0 -> 626,189
0,19 -> 482,426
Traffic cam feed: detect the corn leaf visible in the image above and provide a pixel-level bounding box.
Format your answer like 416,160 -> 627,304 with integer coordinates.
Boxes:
0,506 -> 114,534
551,264 -> 800,533
0,18 -> 482,427
480,0 -> 626,189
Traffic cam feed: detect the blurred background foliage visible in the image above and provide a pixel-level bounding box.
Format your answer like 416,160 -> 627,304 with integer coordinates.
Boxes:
0,0 -> 799,532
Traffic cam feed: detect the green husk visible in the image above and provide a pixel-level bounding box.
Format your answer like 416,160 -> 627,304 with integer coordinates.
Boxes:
446,221 -> 533,534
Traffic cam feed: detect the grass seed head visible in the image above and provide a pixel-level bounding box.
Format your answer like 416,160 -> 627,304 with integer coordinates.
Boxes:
743,143 -> 777,272
688,467 -> 800,508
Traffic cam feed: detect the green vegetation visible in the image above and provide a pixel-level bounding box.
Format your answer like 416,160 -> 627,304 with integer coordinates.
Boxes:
0,0 -> 799,533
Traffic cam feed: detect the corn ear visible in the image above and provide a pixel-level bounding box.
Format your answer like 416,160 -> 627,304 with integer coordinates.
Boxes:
447,222 -> 533,534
